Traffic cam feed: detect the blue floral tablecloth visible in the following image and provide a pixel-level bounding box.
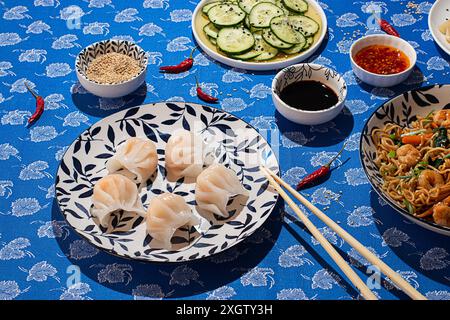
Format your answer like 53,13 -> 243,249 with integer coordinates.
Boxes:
0,0 -> 449,300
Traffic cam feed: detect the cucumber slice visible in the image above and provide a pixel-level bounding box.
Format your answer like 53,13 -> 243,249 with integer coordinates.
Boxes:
252,34 -> 279,61
231,49 -> 262,60
282,0 -> 308,13
203,1 -> 238,14
244,15 -> 250,28
275,0 -> 291,14
302,36 -> 314,50
270,16 -> 306,44
238,0 -> 275,14
281,42 -> 304,54
217,27 -> 255,54
249,25 -> 264,33
249,2 -> 284,28
282,36 -> 312,54
203,22 -> 220,39
208,36 -> 218,46
288,15 -> 319,37
202,2 -> 221,14
208,3 -> 246,27
262,28 -> 293,49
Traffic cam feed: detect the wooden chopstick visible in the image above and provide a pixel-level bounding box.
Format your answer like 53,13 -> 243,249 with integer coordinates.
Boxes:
262,166 -> 427,300
259,166 -> 378,300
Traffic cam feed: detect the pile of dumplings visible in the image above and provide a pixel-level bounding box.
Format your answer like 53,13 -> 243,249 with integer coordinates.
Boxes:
91,129 -> 249,250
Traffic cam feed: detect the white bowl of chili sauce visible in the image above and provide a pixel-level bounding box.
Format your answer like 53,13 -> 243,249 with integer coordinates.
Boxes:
349,34 -> 416,87
272,63 -> 347,125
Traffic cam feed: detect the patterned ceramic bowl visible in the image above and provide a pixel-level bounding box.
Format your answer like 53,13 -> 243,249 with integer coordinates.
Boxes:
272,63 -> 347,125
75,39 -> 148,98
360,84 -> 450,236
350,34 -> 417,88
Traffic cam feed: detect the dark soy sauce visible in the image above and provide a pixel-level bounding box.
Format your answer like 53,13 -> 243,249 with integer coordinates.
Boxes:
279,80 -> 339,111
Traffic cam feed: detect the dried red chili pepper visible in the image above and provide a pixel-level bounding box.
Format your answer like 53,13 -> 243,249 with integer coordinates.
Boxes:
373,12 -> 400,37
296,143 -> 346,190
195,76 -> 218,103
159,47 -> 196,73
24,82 -> 45,126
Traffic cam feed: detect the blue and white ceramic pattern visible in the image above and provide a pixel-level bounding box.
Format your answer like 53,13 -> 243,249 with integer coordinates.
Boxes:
75,39 -> 148,98
0,0 -> 449,300
272,63 -> 347,125
56,102 -> 279,262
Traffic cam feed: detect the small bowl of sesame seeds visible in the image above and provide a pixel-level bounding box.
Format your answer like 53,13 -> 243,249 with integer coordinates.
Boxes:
75,39 -> 148,98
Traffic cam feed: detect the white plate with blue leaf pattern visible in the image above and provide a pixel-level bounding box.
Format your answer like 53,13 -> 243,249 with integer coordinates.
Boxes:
55,102 -> 279,262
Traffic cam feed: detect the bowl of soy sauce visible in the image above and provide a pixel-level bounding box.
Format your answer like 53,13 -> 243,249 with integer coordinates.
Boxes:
272,63 -> 347,125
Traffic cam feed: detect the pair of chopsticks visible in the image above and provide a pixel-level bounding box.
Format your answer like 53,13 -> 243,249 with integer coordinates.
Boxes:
260,166 -> 427,300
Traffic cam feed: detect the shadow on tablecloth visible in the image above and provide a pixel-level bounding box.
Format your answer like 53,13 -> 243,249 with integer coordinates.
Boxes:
51,198 -> 283,299
283,208 -> 441,300
275,106 -> 355,148
71,81 -> 148,118
282,213 -> 361,300
356,65 -> 426,99
370,191 -> 450,288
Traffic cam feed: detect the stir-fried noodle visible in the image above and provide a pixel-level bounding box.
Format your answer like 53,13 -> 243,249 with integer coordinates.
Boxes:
372,110 -> 450,227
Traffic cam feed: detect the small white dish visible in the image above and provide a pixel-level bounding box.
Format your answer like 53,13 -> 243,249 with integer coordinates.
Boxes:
429,0 -> 450,56
75,39 -> 148,98
272,63 -> 347,125
191,0 -> 328,71
349,34 -> 416,87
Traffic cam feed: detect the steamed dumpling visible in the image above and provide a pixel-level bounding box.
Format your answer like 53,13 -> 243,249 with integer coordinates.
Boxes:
146,192 -> 199,250
91,174 -> 146,228
195,164 -> 249,217
106,137 -> 157,183
165,130 -> 205,181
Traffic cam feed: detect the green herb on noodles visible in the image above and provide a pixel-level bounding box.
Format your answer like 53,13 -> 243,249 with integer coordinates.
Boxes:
413,167 -> 423,176
397,174 -> 414,179
429,158 -> 444,168
388,150 -> 396,158
425,110 -> 435,120
389,134 -> 402,146
434,127 -> 449,148
403,199 -> 415,215
413,161 -> 428,175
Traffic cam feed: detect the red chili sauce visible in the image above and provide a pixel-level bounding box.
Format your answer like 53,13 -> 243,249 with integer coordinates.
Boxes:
354,45 -> 410,75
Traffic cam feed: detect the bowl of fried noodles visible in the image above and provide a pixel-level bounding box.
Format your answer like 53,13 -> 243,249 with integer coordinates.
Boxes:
360,84 -> 450,236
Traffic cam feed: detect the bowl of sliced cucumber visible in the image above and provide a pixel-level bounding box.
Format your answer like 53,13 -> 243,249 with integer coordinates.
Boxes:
192,0 -> 327,71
